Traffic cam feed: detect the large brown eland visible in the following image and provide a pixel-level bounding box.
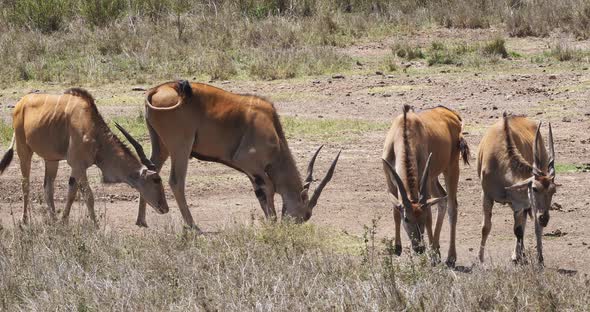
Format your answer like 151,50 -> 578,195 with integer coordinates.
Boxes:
477,113 -> 556,265
135,80 -> 340,229
0,88 -> 168,225
382,105 -> 469,267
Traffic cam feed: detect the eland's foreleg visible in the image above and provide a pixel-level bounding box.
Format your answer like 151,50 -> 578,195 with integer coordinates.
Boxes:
479,193 -> 494,263
511,208 -> 528,264
43,160 -> 59,221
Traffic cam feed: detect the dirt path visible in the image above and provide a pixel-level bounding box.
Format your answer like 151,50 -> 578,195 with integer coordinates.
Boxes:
1,31 -> 589,274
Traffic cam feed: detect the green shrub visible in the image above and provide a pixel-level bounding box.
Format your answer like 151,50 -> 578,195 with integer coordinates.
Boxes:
392,42 -> 424,60
78,0 -> 128,27
482,37 -> 508,58
8,0 -> 73,33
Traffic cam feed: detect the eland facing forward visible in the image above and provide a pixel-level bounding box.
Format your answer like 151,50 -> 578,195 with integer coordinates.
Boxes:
477,113 -> 556,265
382,105 -> 469,267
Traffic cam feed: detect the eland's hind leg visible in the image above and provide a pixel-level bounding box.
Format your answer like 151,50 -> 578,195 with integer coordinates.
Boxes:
443,163 -> 460,267
16,144 -> 32,224
43,160 -> 59,221
431,180 -> 447,256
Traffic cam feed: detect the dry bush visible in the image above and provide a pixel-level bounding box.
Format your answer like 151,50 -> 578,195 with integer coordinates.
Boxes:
547,42 -> 590,62
0,222 -> 588,310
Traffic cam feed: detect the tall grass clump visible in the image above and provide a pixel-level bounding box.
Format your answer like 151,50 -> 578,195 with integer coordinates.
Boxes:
547,42 -> 590,62
0,222 -> 588,310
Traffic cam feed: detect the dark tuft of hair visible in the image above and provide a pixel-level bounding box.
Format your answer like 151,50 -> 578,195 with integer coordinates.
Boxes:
503,113 -> 534,176
0,148 -> 13,174
402,105 -> 417,200
459,137 -> 470,165
177,80 -> 193,97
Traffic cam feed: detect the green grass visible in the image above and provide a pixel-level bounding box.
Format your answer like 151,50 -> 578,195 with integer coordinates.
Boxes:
555,163 -> 590,173
385,38 -> 510,69
281,116 -> 389,141
0,222 -> 588,310
108,114 -> 388,144
110,111 -> 149,142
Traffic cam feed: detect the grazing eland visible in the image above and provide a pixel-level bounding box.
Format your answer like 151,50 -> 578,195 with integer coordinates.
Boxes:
0,88 -> 168,225
135,80 -> 340,229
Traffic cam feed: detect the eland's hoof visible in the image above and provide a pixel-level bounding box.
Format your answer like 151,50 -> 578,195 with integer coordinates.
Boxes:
445,257 -> 456,268
393,244 -> 402,256
136,219 -> 149,228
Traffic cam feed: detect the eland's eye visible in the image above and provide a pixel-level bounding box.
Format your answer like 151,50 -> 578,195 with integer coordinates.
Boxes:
153,177 -> 162,184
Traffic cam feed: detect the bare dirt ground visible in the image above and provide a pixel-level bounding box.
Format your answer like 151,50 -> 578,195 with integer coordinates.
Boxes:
1,29 -> 589,274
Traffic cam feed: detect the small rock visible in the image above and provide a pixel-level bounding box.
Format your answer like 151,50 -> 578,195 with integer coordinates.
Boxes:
131,86 -> 146,91
492,105 -> 498,110
382,94 -> 392,98
386,75 -> 395,79
544,229 -> 567,237
318,115 -> 324,118
551,202 -> 563,211
332,74 -> 345,79
562,117 -> 571,122
356,60 -> 363,66
375,71 -> 384,75
549,75 -> 557,80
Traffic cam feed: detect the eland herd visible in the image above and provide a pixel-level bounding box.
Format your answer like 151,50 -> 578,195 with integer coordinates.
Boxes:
0,80 -> 558,267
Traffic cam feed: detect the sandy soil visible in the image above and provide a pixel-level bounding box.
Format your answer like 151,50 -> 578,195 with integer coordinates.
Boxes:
1,30 -> 589,274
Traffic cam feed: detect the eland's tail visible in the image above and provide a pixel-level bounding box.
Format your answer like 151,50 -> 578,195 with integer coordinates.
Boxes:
0,133 -> 15,175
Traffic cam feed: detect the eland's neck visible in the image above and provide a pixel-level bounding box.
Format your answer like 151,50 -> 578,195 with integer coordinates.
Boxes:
95,131 -> 142,185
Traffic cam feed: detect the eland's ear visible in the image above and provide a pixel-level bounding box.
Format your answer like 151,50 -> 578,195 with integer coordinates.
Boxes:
424,196 -> 447,207
300,189 -> 309,202
505,179 -> 532,192
388,192 -> 401,207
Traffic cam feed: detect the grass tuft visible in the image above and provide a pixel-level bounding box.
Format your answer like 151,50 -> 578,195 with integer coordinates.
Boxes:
281,116 -> 389,141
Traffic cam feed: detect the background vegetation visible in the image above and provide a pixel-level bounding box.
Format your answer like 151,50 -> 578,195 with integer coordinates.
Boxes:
1,0 -> 590,83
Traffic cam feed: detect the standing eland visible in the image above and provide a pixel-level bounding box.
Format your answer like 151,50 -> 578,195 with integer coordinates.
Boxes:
477,113 -> 556,265
0,88 -> 168,225
382,104 -> 469,267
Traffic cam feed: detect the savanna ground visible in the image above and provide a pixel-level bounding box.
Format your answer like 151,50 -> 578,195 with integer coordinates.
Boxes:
1,1 -> 590,310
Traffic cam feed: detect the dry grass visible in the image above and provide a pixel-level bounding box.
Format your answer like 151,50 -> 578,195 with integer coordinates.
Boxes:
2,1 -> 590,84
0,221 -> 588,310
